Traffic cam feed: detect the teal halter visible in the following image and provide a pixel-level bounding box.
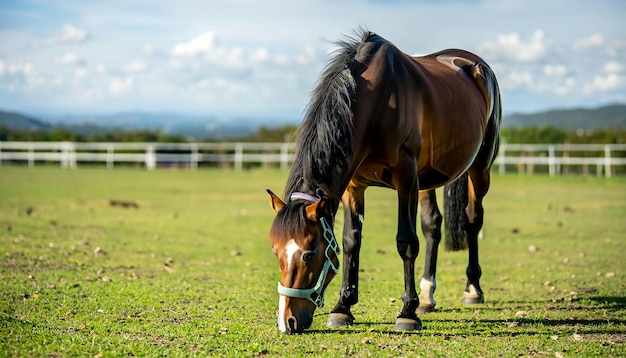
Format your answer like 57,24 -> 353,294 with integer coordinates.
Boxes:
276,193 -> 341,307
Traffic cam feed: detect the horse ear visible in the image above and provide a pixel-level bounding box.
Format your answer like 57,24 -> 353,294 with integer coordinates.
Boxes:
305,198 -> 327,222
267,189 -> 285,214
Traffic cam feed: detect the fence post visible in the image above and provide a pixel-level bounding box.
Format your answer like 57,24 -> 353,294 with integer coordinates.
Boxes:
61,142 -> 75,168
191,143 -> 199,170
28,143 -> 35,167
497,143 -> 506,175
61,142 -> 68,168
107,144 -> 114,169
548,145 -> 556,177
69,142 -> 77,168
234,143 -> 243,170
604,144 -> 612,178
146,144 -> 156,170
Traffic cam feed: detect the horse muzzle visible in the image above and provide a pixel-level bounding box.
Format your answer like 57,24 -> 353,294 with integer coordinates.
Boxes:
276,299 -> 314,334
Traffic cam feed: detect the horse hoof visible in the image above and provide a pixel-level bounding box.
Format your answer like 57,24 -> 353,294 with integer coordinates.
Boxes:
326,313 -> 354,328
394,317 -> 422,331
417,304 -> 436,314
461,293 -> 485,304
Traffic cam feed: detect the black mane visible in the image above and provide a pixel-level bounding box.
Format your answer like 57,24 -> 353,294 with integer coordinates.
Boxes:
284,30 -> 374,200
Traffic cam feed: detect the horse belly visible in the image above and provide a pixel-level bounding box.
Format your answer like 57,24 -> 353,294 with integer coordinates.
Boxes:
352,161 -> 395,189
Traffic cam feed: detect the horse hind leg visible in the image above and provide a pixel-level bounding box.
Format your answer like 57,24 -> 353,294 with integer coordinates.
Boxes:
417,189 -> 442,313
444,170 -> 487,305
464,166 -> 493,304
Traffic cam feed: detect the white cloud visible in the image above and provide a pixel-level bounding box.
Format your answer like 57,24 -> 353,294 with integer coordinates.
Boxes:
54,53 -> 82,66
501,71 -> 534,90
123,61 -> 146,73
553,78 -> 576,96
479,30 -> 548,62
604,61 -> 623,74
220,46 -> 244,68
171,32 -> 216,57
74,68 -> 88,80
296,45 -> 317,65
109,77 -> 134,95
1,61 -> 43,90
170,32 -> 248,69
574,33 -> 605,51
250,47 -> 270,63
607,38 -> 626,57
142,43 -> 156,56
57,24 -> 88,44
9,62 -> 35,76
273,54 -> 290,66
543,65 -> 568,76
584,73 -> 621,93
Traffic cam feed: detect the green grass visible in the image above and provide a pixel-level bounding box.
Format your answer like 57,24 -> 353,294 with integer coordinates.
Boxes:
1,167 -> 625,357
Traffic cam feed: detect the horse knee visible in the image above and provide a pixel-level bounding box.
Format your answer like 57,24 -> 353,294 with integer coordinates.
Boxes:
396,235 -> 419,260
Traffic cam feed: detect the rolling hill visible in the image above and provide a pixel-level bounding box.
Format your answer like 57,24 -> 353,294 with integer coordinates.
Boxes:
0,111 -> 53,131
503,104 -> 626,130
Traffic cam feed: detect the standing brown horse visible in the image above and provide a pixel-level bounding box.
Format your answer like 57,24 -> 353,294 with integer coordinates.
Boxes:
267,29 -> 501,334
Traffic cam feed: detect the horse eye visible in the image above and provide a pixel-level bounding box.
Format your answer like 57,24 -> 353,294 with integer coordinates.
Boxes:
302,251 -> 315,262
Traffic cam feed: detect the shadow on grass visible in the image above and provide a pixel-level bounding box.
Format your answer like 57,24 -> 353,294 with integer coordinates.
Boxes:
304,326 -> 420,336
304,295 -> 626,336
586,296 -> 626,309
304,316 -> 626,337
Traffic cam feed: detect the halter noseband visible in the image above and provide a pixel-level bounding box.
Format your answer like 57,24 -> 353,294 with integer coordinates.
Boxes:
276,192 -> 341,307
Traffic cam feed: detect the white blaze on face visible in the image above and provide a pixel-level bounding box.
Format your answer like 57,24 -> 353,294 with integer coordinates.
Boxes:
277,295 -> 288,333
277,239 -> 302,333
284,239 -> 300,272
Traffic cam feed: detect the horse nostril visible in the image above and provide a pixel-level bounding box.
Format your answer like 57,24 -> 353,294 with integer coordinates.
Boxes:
287,316 -> 297,333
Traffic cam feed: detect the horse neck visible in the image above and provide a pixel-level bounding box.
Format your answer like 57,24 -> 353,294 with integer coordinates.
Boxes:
285,164 -> 348,215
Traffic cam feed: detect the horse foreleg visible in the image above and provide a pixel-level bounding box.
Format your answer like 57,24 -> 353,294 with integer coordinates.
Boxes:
417,189 -> 442,313
392,159 -> 422,331
327,184 -> 365,328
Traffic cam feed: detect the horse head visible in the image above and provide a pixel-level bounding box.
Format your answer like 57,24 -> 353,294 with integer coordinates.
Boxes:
267,189 -> 341,334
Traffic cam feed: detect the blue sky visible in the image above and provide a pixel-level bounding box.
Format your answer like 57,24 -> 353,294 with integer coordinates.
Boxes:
1,0 -> 624,122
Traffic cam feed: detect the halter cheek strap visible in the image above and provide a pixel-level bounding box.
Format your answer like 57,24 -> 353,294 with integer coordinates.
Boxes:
276,193 -> 341,307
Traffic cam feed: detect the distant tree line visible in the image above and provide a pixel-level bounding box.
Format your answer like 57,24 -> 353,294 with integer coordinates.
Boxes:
1,124 -> 625,144
0,126 -> 188,143
500,126 -> 626,144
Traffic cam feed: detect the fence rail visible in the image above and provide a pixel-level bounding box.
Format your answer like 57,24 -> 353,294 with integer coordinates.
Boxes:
1,141 -> 625,177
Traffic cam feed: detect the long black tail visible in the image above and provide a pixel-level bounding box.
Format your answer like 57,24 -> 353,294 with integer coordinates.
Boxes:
444,172 -> 469,251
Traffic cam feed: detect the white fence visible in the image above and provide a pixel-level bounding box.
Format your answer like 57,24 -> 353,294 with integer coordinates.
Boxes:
0,142 -> 295,171
1,141 -> 625,177
496,143 -> 626,177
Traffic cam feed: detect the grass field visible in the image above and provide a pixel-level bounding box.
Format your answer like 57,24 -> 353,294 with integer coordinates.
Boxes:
1,167 -> 625,357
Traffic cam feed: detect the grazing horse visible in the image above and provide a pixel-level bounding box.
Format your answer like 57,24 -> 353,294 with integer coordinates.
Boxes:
267,29 -> 501,334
